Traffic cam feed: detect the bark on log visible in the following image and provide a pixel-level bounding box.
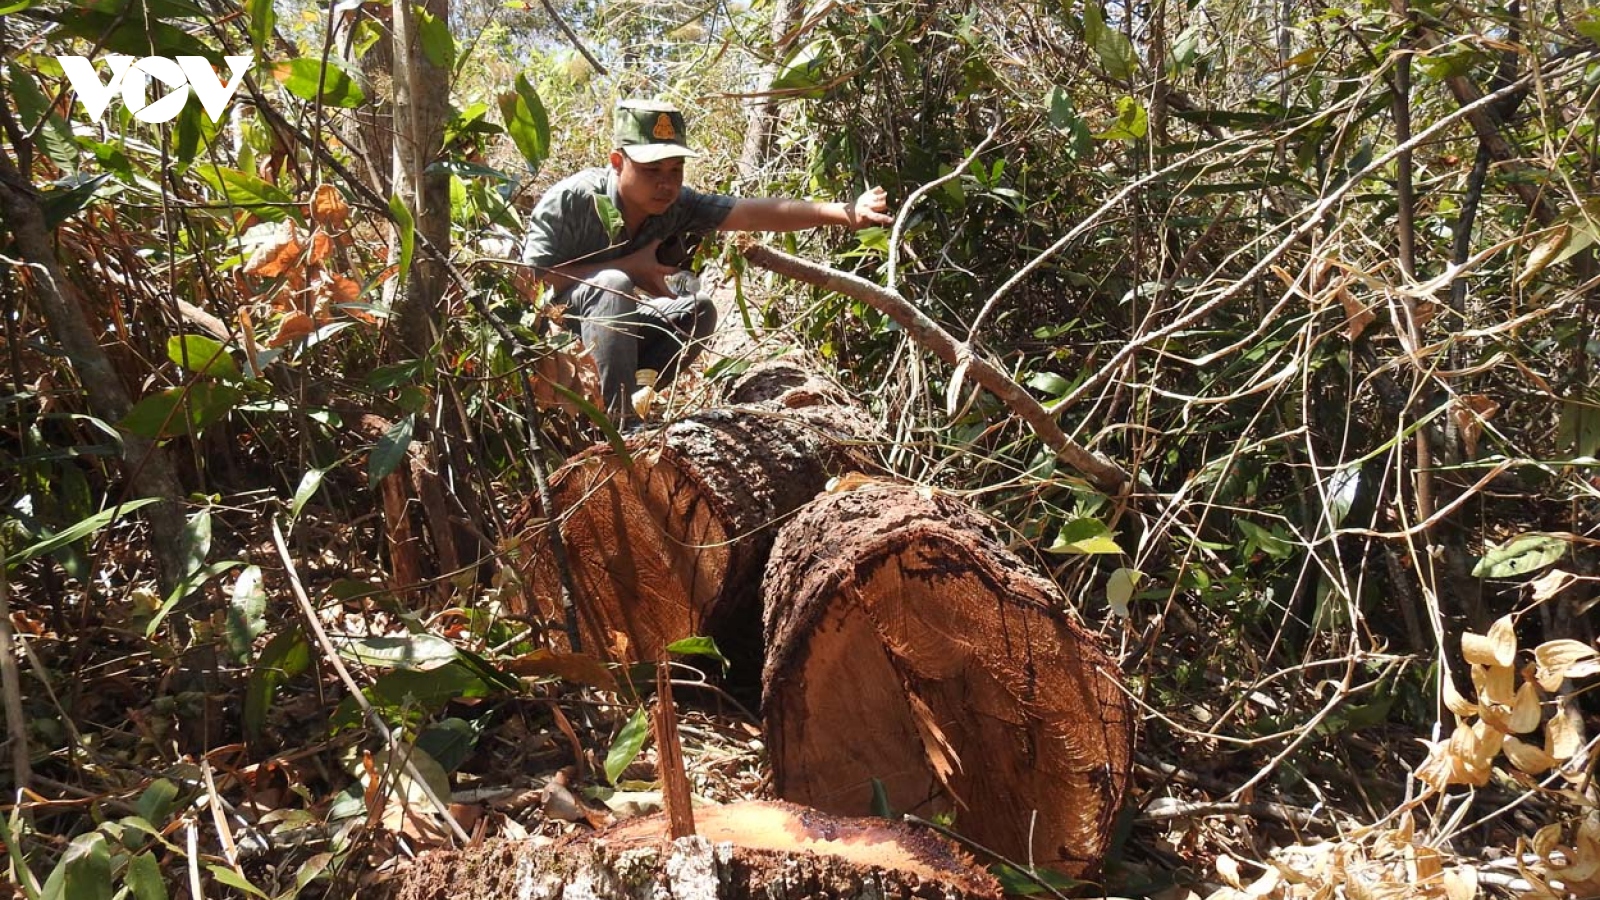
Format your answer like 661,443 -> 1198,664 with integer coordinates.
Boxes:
384,800 -> 1000,900
517,390 -> 877,665
762,483 -> 1134,878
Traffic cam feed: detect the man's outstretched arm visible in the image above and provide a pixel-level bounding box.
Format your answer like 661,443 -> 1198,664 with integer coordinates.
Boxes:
718,187 -> 893,233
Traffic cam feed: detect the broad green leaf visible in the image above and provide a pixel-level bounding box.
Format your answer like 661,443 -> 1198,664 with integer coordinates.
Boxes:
593,194 -> 623,241
194,166 -> 296,221
991,862 -> 1085,896
168,335 -> 243,383
136,779 -> 180,825
417,718 -> 483,772
179,506 -> 212,575
1095,96 -> 1148,141
604,706 -> 650,785
1046,86 -> 1092,160
417,6 -> 455,69
289,468 -> 327,524
497,74 -> 550,174
40,173 -> 112,227
772,40 -> 833,93
1083,2 -> 1137,82
0,0 -> 38,12
49,9 -> 209,57
206,864 -> 267,898
1027,371 -> 1071,397
1238,519 -> 1294,561
870,777 -> 893,818
271,58 -> 366,108
389,193 -> 415,287
367,413 -> 415,487
246,0 -> 275,56
119,382 -> 243,440
1047,518 -> 1122,555
125,853 -> 168,900
226,565 -> 267,662
8,63 -> 77,172
666,635 -> 729,670
333,633 -> 458,669
548,380 -> 629,457
4,497 -> 161,566
244,628 -> 312,742
1106,567 -> 1143,618
332,661 -> 496,728
1561,398 -> 1600,458
1473,533 -> 1570,579
41,832 -> 111,900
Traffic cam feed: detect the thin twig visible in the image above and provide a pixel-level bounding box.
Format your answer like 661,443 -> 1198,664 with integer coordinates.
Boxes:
268,517 -> 471,845
539,0 -> 608,76
0,561 -> 30,793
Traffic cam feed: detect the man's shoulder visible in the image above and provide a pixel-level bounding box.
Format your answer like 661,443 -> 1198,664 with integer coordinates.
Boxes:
541,166 -> 611,202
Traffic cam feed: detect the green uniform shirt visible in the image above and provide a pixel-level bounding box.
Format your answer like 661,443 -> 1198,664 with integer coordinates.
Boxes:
520,166 -> 735,288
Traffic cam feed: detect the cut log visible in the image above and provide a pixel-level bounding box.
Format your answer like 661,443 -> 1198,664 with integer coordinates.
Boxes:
516,387 -> 876,666
762,483 -> 1134,878
384,800 -> 1001,900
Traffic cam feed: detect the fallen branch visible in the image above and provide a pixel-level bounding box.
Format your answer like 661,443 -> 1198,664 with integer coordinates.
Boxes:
735,238 -> 1131,498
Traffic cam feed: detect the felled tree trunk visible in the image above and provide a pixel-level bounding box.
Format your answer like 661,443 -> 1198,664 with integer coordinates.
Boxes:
762,483 -> 1134,878
517,368 -> 875,664
383,801 -> 1000,900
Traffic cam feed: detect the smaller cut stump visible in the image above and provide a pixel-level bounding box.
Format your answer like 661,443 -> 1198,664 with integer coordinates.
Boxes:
762,483 -> 1134,877
386,800 -> 1001,900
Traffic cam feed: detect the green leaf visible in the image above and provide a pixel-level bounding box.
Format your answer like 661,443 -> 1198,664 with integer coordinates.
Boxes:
226,565 -> 267,663
0,0 -> 38,13
244,628 -> 312,742
1026,371 -> 1071,397
1047,518 -> 1122,555
1473,533 -> 1570,579
124,853 -> 168,900
333,661 -> 496,728
8,63 -> 77,172
772,40 -> 833,94
40,173 -> 113,227
604,706 -> 650,785
1106,567 -> 1143,617
179,506 -> 212,575
146,559 -> 242,637
194,166 -> 296,221
1046,86 -> 1092,160
119,382 -> 243,440
870,778 -> 893,818
389,193 -> 415,287
368,413 -> 415,487
1083,2 -> 1137,82
41,832 -> 111,900
49,8 -> 210,56
417,718 -> 483,772
417,6 -> 455,69
666,635 -> 729,670
548,380 -> 629,457
592,194 -> 623,241
990,862 -> 1084,896
1095,96 -> 1148,141
289,467 -> 327,524
1238,519 -> 1294,561
5,497 -> 161,566
333,633 -> 458,669
206,864 -> 267,898
167,335 -> 243,383
246,0 -> 275,56
271,58 -> 366,108
497,73 -> 550,174
136,779 -> 180,825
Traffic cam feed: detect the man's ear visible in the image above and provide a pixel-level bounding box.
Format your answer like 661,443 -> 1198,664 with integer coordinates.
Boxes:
609,149 -> 626,172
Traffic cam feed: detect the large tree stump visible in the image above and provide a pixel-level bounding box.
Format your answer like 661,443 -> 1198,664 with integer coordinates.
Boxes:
384,801 -> 1001,900
517,368 -> 875,665
762,483 -> 1134,877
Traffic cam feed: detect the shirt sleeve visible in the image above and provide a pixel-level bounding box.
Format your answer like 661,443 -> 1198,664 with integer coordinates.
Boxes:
674,187 -> 737,234
521,187 -> 579,269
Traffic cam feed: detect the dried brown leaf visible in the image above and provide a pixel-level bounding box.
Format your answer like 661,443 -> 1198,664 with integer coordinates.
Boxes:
310,182 -> 350,229
1441,866 -> 1477,900
527,347 -> 603,417
1452,394 -> 1499,459
1519,224 -> 1570,288
1534,639 -> 1600,690
244,221 -> 303,278
1503,735 -> 1557,775
1547,706 -> 1583,761
1341,292 -> 1376,342
1529,568 -> 1578,603
267,311 -> 316,347
309,229 -> 335,266
1462,616 -> 1516,668
1508,682 -> 1541,734
1442,677 -> 1477,717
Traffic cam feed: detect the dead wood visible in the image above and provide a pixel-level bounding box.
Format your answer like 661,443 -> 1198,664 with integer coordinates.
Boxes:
382,800 -> 1001,900
761,483 -> 1134,878
516,398 -> 877,665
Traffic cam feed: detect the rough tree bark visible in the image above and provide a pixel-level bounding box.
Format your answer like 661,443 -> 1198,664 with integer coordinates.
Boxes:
762,483 -> 1134,878
517,365 -> 877,664
382,801 -> 1001,900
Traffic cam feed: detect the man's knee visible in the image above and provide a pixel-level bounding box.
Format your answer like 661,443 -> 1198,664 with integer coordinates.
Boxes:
575,269 -> 638,313
689,294 -> 718,340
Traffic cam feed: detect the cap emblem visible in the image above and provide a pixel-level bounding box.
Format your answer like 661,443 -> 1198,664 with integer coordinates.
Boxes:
652,113 -> 677,140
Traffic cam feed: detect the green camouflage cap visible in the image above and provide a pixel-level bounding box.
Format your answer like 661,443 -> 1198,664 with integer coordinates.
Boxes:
614,99 -> 698,163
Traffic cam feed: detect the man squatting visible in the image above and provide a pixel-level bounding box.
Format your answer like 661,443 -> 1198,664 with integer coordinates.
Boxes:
520,99 -> 894,428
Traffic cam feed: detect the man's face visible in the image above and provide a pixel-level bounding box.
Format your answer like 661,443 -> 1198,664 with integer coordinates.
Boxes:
612,152 -> 685,217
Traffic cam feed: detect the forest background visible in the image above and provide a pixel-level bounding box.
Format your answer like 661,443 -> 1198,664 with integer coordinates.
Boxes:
2,0 -> 1600,896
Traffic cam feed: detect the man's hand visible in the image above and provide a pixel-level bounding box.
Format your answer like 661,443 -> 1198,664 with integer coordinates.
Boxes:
846,186 -> 894,230
616,239 -> 678,297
